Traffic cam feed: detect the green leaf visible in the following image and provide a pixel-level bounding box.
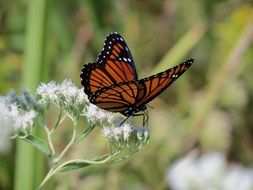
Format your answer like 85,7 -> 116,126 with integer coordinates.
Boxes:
59,154 -> 111,173
58,161 -> 91,173
23,135 -> 51,156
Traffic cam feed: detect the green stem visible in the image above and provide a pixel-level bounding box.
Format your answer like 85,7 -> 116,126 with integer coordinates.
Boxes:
38,153 -> 117,189
44,126 -> 55,161
109,144 -> 142,164
53,109 -> 63,131
38,122 -> 77,188
55,121 -> 77,163
38,168 -> 54,189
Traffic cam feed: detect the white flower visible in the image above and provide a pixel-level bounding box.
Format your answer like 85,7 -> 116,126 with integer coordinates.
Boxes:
59,79 -> 88,106
15,110 -> 37,132
134,127 -> 150,143
37,79 -> 88,118
102,123 -> 134,141
121,123 -> 134,141
101,127 -> 114,139
167,151 -> 253,190
222,166 -> 253,190
0,99 -> 16,152
101,123 -> 150,147
167,150 -> 199,190
0,95 -> 38,139
37,81 -> 58,104
86,104 -> 114,123
37,79 -> 87,105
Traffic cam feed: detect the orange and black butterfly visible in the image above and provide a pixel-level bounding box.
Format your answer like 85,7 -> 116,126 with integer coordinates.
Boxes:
80,32 -> 194,123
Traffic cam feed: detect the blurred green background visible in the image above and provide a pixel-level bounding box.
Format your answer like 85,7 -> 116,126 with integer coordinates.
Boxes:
1,0 -> 253,189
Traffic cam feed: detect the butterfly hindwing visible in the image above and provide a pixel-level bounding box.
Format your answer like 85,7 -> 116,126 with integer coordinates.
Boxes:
80,32 -> 138,96
90,82 -> 145,113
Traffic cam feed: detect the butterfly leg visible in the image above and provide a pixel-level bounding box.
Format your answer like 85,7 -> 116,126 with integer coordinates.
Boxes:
131,113 -> 143,124
132,112 -> 149,127
119,116 -> 130,126
120,110 -> 149,127
143,109 -> 149,127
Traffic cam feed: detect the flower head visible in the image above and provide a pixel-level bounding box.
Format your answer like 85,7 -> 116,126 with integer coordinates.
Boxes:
36,81 -> 58,104
102,123 -> 134,142
0,91 -> 38,138
37,79 -> 88,119
5,89 -> 40,111
14,110 -> 37,132
0,99 -> 16,152
85,104 -> 115,124
101,122 -> 150,148
134,127 -> 150,144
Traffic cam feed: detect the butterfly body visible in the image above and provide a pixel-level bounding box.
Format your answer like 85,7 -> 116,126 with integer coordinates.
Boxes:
81,32 -> 194,118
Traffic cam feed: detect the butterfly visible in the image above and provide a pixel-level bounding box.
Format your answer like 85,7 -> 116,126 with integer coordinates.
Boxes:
80,32 -> 194,123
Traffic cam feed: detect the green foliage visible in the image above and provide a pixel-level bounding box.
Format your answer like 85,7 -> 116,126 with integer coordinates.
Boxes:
23,135 -> 51,156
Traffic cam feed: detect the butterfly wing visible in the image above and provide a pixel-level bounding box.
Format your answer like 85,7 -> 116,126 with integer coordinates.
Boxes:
80,32 -> 138,97
135,59 -> 194,107
90,59 -> 194,116
89,82 -> 145,113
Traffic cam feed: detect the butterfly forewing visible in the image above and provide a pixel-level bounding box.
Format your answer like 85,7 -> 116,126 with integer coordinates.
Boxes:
80,32 -> 138,96
136,59 -> 194,107
97,33 -> 138,81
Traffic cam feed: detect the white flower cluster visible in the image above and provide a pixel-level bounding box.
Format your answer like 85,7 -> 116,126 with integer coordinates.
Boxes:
0,79 -> 150,152
167,152 -> 253,190
102,123 -> 134,142
85,104 -> 114,123
134,127 -> 150,143
37,79 -> 88,118
15,110 -> 37,132
0,95 -> 37,152
0,100 -> 16,152
85,103 -> 150,146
